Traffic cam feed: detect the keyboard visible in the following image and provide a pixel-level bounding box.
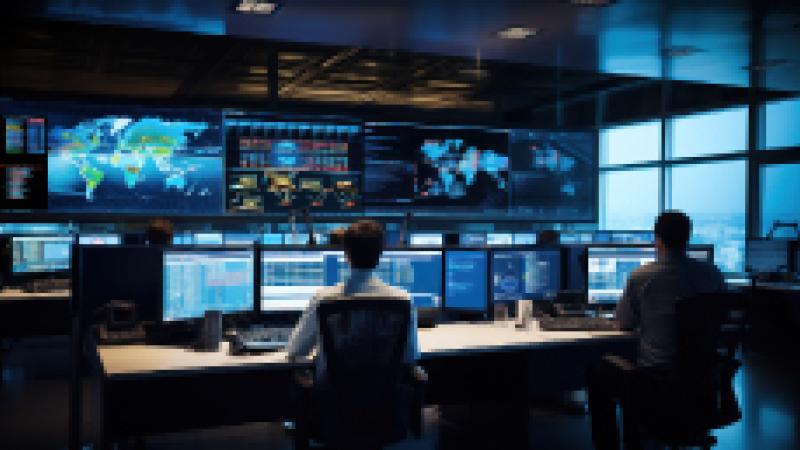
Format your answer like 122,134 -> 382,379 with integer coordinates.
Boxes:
231,326 -> 294,353
538,316 -> 618,332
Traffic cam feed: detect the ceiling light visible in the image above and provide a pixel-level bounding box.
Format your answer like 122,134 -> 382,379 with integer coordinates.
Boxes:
497,27 -> 539,40
234,0 -> 280,15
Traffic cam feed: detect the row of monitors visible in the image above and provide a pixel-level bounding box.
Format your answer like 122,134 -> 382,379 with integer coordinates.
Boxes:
159,245 -> 715,322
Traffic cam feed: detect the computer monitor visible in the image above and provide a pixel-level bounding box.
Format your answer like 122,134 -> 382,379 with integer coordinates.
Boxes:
687,245 -> 714,263
223,233 -> 259,245
78,234 -> 121,246
262,233 -> 283,245
374,250 -> 443,308
486,233 -> 513,246
460,233 -> 486,246
491,249 -> 561,302
162,249 -> 255,321
586,246 -> 654,304
11,236 -> 72,273
513,233 -> 537,246
409,233 -> 443,247
745,239 -> 790,274
193,233 -> 224,245
285,234 -> 310,245
560,232 -> 593,244
444,249 -> 488,311
260,250 -> 347,312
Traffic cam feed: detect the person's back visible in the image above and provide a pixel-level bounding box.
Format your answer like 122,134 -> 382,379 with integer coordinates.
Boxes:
619,254 -> 725,367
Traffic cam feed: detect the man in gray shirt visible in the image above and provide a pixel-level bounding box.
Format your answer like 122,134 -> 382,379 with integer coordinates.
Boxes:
587,211 -> 726,450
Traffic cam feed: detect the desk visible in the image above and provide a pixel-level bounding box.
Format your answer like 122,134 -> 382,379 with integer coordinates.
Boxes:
91,323 -> 636,449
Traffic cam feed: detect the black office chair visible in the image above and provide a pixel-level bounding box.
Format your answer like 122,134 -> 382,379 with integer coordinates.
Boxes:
616,292 -> 748,450
293,299 -> 425,450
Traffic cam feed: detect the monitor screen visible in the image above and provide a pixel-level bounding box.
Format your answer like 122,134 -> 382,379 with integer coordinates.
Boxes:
460,233 -> 486,246
260,250 -> 347,311
587,246 -> 655,304
163,249 -> 254,321
285,234 -> 310,245
508,129 -> 596,221
262,233 -> 283,245
193,233 -> 224,245
560,232 -> 594,244
225,117 -> 362,213
12,236 -> 72,273
223,233 -> 259,245
486,233 -> 513,246
745,239 -> 789,274
78,234 -> 121,245
445,250 -> 488,311
47,108 -> 223,213
410,233 -> 443,247
491,249 -> 561,302
1,161 -> 47,210
374,250 -> 443,308
513,233 -> 537,245
4,117 -> 25,154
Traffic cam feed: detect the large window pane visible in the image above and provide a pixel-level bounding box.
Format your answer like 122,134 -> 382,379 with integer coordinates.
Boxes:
761,163 -> 800,236
600,121 -> 660,166
671,106 -> 748,159
600,168 -> 659,230
670,160 -> 746,272
765,97 -> 800,150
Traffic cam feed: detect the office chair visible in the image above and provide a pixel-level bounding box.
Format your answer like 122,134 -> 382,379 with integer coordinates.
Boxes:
293,299 -> 425,450
614,292 -> 748,450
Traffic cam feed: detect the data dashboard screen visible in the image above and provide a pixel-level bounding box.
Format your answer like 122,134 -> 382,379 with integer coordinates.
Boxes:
163,249 -> 254,321
47,108 -> 223,213
587,247 -> 654,304
0,161 -> 47,210
12,236 -> 72,273
261,250 -> 347,311
409,233 -> 443,247
745,240 -> 789,274
491,249 -> 561,301
226,117 -> 362,213
509,130 -> 596,221
373,250 -> 442,308
445,250 -> 488,311
78,234 -> 121,245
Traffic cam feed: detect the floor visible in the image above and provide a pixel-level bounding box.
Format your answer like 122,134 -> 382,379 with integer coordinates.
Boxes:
1,337 -> 799,450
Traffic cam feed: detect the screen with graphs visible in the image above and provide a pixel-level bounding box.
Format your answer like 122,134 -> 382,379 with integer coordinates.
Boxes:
226,116 -> 362,213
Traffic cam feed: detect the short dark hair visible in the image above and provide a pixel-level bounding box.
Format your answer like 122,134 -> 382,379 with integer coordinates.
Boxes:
145,218 -> 174,246
343,220 -> 384,269
328,228 -> 347,246
654,211 -> 692,251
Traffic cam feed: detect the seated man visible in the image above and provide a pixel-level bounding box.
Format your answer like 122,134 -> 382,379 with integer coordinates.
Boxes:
287,219 -> 419,379
587,211 -> 726,450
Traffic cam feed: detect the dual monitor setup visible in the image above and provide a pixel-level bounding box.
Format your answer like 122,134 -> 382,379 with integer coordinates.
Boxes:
157,244 -> 715,323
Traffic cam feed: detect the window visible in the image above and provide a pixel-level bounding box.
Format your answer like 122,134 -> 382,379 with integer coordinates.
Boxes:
671,106 -> 748,159
600,168 -> 659,230
600,121 -> 661,166
761,163 -> 800,237
670,160 -> 746,272
765,97 -> 800,150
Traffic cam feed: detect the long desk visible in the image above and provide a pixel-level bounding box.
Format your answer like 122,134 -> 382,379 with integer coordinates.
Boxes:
90,322 -> 636,449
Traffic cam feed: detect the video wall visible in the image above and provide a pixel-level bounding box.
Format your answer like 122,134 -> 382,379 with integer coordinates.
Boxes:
0,101 -> 597,221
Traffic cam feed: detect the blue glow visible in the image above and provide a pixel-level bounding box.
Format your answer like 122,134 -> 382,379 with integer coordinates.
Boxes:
765,97 -> 800,150
46,0 -> 225,35
445,250 -> 488,311
600,168 -> 659,230
587,246 -> 655,304
670,160 -> 746,272
419,139 -> 509,199
760,163 -> 800,236
12,236 -> 72,273
600,121 -> 660,166
491,249 -> 561,302
671,107 -> 748,158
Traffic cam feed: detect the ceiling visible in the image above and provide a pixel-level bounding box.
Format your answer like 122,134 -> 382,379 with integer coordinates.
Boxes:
2,1 -> 798,127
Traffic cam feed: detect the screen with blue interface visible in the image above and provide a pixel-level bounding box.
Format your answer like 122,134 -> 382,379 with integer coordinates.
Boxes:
509,130 -> 596,221
78,234 -> 121,245
461,233 -> 486,246
47,108 -> 223,213
745,240 -> 789,273
487,233 -> 513,246
193,233 -> 224,245
513,233 -> 537,245
587,247 -> 654,304
409,233 -> 443,246
261,250 -> 347,311
12,236 -> 72,273
163,249 -> 254,321
375,251 -> 442,308
445,250 -> 488,311
225,116 -> 362,213
491,249 -> 561,301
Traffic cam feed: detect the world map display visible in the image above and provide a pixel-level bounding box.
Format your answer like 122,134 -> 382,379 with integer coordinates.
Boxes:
48,115 -> 223,213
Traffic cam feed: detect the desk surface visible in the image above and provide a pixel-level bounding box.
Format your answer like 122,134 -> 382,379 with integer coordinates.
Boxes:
98,321 -> 633,378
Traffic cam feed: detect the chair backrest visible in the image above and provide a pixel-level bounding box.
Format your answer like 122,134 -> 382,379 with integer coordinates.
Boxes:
316,298 -> 412,447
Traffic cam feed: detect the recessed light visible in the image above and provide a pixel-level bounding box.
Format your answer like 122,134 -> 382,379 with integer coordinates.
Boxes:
497,27 -> 539,40
234,0 -> 280,15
